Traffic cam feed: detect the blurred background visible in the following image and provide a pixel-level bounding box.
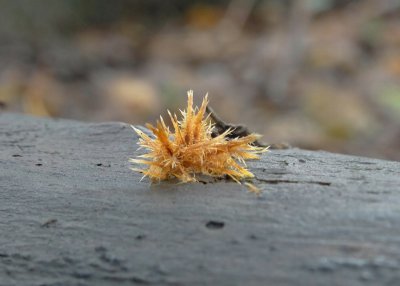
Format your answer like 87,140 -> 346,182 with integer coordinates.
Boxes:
0,0 -> 399,160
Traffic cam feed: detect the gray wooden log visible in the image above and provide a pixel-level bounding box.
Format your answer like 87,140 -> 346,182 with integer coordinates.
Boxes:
1,112 -> 400,286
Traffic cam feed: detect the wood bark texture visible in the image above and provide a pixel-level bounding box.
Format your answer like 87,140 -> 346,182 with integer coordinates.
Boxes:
1,113 -> 400,286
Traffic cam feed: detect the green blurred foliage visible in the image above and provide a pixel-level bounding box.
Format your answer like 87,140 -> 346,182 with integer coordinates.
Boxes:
379,86 -> 400,120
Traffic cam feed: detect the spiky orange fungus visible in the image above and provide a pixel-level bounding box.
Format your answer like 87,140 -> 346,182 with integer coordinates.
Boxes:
130,90 -> 268,183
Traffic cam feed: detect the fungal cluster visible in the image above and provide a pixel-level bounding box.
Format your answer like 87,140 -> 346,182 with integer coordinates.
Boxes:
130,90 -> 268,184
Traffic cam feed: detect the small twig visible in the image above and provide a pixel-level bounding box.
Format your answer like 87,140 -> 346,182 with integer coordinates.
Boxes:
206,106 -> 291,149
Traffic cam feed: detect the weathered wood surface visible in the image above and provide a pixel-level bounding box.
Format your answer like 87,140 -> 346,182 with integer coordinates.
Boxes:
1,112 -> 400,286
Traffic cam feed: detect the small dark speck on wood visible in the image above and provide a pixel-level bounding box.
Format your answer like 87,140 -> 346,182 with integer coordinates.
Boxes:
41,219 -> 57,228
206,220 -> 225,229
